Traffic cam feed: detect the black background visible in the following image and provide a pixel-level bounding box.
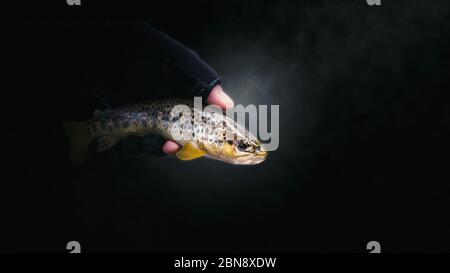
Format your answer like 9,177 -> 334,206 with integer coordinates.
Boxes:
2,0 -> 450,252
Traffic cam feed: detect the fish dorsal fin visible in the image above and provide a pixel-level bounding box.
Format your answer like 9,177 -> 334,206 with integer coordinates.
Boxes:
93,109 -> 111,118
176,142 -> 206,161
97,135 -> 122,152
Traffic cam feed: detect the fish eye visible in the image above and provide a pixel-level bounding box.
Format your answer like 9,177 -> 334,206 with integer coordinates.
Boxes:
237,141 -> 249,151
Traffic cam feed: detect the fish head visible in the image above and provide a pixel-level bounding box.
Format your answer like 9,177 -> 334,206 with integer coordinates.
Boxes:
200,115 -> 268,165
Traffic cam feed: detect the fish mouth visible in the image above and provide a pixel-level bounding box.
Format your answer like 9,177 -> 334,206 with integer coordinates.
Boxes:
254,150 -> 268,164
235,150 -> 268,165
257,150 -> 268,157
257,145 -> 268,159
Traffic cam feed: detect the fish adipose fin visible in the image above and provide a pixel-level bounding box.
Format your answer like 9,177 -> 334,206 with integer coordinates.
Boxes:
64,121 -> 91,166
176,142 -> 206,161
97,135 -> 123,152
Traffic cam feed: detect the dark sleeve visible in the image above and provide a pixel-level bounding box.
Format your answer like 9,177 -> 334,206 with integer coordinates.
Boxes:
135,23 -> 221,100
71,22 -> 221,107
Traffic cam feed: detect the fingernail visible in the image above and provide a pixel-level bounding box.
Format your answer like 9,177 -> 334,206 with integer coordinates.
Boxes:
218,89 -> 234,108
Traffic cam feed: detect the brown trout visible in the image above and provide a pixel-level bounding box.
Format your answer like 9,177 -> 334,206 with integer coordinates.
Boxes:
64,99 -> 267,166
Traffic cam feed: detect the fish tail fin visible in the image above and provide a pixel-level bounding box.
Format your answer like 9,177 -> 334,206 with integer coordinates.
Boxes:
64,121 -> 91,166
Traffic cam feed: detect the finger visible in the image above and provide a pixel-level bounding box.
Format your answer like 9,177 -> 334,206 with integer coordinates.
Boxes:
162,140 -> 181,154
206,85 -> 234,109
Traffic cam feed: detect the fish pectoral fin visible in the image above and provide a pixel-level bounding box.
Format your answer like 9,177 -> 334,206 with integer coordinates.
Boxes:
97,135 -> 123,152
176,142 -> 206,161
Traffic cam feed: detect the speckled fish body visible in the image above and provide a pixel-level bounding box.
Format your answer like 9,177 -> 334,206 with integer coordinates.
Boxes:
64,99 -> 267,166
